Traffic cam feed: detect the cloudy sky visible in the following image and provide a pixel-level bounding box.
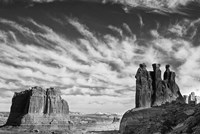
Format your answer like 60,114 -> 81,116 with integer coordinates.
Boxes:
0,0 -> 200,114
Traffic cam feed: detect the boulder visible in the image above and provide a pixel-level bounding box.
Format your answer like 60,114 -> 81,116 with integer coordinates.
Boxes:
5,86 -> 70,130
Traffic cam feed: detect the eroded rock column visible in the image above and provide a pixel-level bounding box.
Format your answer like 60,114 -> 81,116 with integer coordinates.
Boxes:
135,63 -> 152,108
150,63 -> 163,106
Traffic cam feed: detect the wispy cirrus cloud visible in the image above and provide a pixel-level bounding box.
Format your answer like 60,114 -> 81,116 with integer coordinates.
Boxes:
0,16 -> 139,113
0,2 -> 200,114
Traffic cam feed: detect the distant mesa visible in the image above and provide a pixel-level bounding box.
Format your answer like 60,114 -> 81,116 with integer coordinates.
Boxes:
184,92 -> 200,105
4,86 -> 71,131
135,63 -> 183,108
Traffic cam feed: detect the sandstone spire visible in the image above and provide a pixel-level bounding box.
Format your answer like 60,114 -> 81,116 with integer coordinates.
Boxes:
135,63 -> 152,108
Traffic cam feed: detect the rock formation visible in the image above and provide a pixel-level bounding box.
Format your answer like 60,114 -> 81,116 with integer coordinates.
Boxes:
149,63 -> 163,106
135,63 -> 183,108
184,95 -> 189,104
150,64 -> 183,106
5,86 -> 70,130
135,63 -> 152,108
195,96 -> 200,104
189,92 -> 196,103
184,92 -> 200,105
120,63 -> 188,134
120,102 -> 200,134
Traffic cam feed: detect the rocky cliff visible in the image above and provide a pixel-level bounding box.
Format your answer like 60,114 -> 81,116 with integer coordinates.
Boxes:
5,86 -> 70,130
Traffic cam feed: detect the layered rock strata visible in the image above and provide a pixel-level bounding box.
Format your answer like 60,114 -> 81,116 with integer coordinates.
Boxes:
5,86 -> 70,130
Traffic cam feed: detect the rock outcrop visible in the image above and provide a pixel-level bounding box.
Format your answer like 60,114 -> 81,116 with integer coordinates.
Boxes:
135,63 -> 183,108
120,63 -> 190,134
120,102 -> 200,134
5,86 -> 70,130
135,63 -> 152,108
184,92 -> 200,105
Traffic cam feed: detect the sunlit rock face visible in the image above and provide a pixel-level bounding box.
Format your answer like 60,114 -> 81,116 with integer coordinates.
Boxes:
6,87 -> 70,129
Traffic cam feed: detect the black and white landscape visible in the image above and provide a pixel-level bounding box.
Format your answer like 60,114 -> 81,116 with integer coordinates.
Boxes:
0,0 -> 200,134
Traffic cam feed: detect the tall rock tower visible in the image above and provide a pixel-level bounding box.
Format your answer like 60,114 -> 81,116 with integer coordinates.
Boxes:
150,63 -> 162,106
135,63 -> 152,108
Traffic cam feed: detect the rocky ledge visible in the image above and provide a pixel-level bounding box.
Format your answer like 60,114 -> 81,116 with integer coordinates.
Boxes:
5,86 -> 71,131
120,101 -> 200,134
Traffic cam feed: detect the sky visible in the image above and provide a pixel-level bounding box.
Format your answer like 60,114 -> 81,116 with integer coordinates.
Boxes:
0,0 -> 200,114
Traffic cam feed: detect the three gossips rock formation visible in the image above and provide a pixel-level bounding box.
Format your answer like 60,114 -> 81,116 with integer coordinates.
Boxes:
135,63 -> 183,108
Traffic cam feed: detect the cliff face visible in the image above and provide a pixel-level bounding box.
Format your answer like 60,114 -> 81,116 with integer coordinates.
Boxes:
6,87 -> 70,129
27,87 -> 69,115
